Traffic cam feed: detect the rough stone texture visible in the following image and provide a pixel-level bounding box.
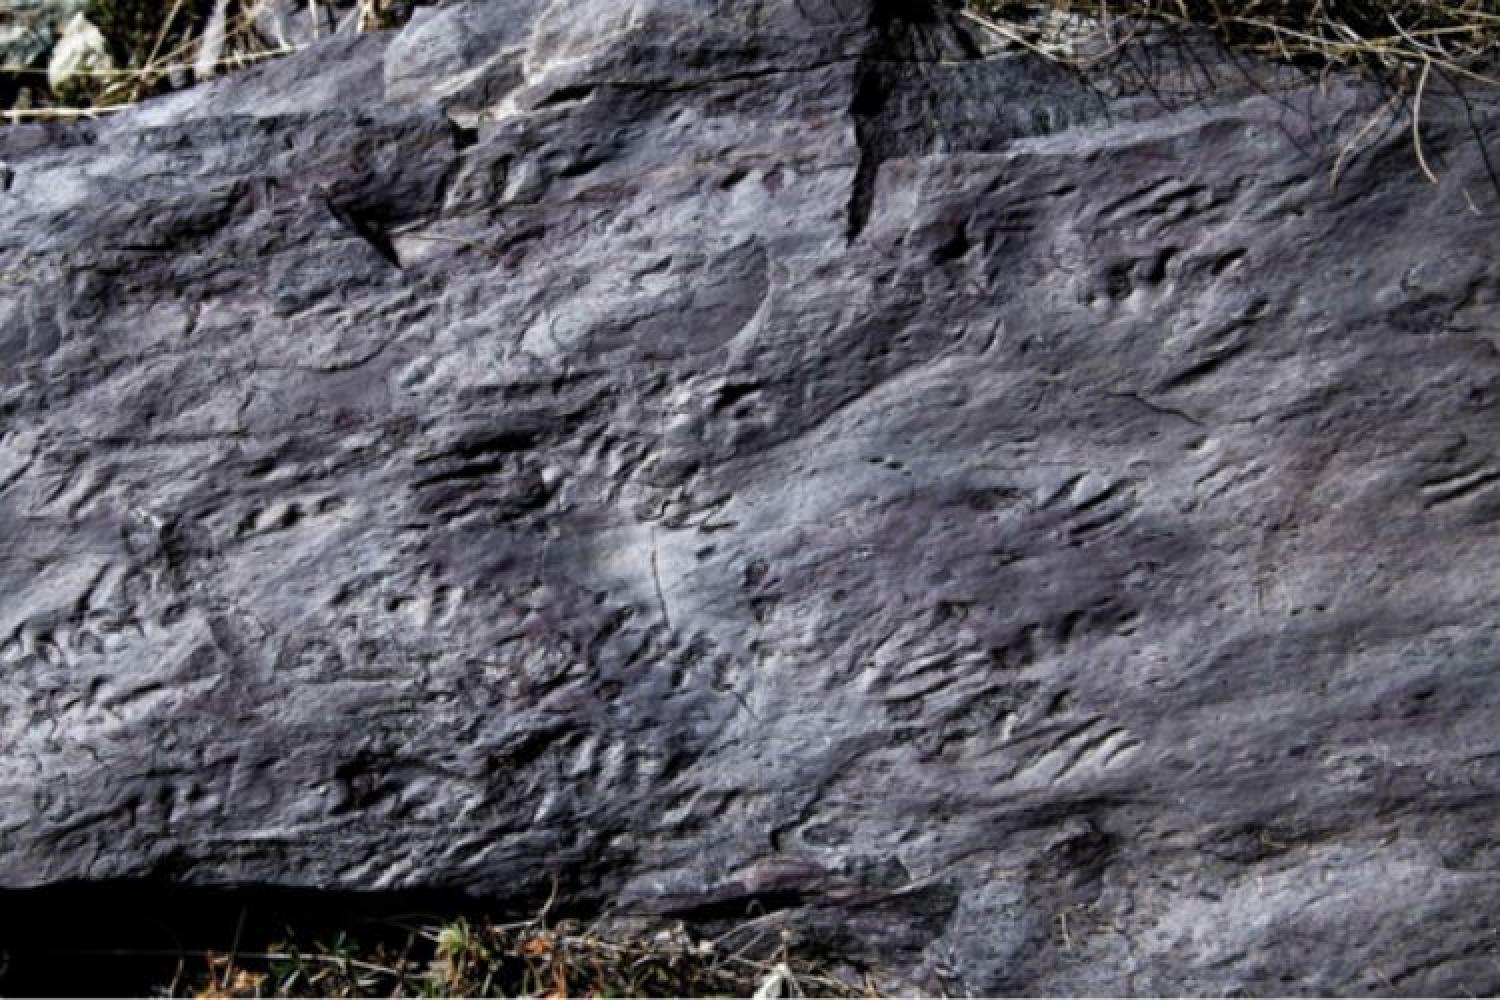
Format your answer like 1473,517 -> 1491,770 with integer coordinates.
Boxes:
3,0 -> 1500,993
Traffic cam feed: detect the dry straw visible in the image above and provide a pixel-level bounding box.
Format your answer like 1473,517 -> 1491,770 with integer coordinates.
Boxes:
1,0 -> 397,122
964,1 -> 1499,187
966,0 -> 1499,85
7,1 -> 1497,124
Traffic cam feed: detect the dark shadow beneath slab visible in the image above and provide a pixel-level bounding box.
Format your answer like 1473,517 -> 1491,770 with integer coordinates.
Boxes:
0,880 -> 527,997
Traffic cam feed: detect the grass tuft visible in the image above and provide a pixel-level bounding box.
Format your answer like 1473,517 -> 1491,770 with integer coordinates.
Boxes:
1,0 -> 405,120
179,909 -> 876,998
962,1 -> 1500,189
964,1 -> 1500,90
5,1 -> 1497,122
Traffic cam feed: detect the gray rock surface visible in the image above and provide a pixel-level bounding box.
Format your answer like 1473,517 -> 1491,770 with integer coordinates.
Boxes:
3,0 -> 1500,993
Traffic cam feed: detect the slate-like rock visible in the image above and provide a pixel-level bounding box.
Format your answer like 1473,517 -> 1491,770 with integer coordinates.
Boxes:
3,0 -> 1500,993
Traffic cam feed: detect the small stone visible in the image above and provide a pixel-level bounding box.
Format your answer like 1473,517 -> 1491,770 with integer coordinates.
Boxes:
0,23 -> 52,70
0,0 -> 89,70
46,12 -> 114,96
247,0 -> 342,50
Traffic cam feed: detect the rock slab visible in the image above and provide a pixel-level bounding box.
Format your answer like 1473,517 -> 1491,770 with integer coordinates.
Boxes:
2,0 -> 1500,993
